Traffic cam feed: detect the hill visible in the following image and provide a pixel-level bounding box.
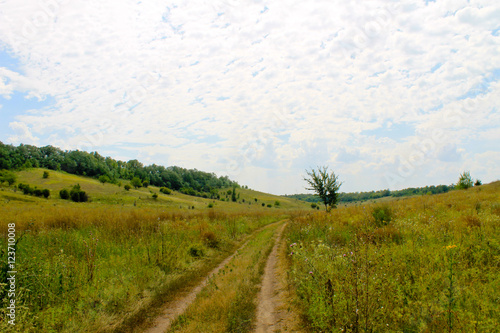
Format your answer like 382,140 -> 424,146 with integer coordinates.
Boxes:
0,168 -> 311,211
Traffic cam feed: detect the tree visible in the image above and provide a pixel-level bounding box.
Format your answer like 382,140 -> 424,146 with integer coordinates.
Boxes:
304,166 -> 342,211
124,184 -> 132,191
456,171 -> 473,190
474,179 -> 482,186
0,170 -> 17,186
43,171 -> 50,179
231,186 -> 237,202
99,175 -> 111,184
131,177 -> 142,189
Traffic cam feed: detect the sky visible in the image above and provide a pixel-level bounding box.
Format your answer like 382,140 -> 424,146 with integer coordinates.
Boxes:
0,0 -> 499,195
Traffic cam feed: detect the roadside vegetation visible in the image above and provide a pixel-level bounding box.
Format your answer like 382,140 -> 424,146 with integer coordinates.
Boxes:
0,202 -> 283,332
285,181 -> 500,332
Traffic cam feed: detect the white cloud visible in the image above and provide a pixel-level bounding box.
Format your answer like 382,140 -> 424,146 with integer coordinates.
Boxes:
0,0 -> 498,193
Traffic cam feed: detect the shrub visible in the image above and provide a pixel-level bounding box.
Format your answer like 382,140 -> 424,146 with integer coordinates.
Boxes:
189,245 -> 204,257
262,203 -> 265,207
124,184 -> 132,191
42,189 -> 50,198
372,204 -> 392,227
274,200 -> 280,206
43,171 -> 49,179
131,177 -> 142,188
59,189 -> 70,199
99,175 -> 111,184
208,203 -> 214,208
160,187 -> 172,194
475,179 -> 482,186
70,184 -> 88,202
142,180 -> 149,188
311,203 -> 317,209
152,193 -> 158,200
33,189 -> 43,197
267,204 -> 272,208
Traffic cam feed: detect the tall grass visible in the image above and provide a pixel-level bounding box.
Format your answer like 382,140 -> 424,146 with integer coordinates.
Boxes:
285,182 -> 500,332
0,203 -> 282,332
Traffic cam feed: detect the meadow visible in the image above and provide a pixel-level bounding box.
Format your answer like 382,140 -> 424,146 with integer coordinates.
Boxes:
1,168 -> 499,332
285,182 -> 500,332
0,169 -> 301,332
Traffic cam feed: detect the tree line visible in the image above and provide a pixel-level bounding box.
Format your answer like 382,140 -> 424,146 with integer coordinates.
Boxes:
0,142 -> 238,192
285,184 -> 455,204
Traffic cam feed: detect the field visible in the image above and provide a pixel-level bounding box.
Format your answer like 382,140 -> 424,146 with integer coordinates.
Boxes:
0,168 -> 499,332
285,181 -> 500,332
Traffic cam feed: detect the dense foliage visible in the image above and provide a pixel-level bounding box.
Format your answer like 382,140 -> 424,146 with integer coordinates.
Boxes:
285,184 -> 456,204
0,141 -> 237,192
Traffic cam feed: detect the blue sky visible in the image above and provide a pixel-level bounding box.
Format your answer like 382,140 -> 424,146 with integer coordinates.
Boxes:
0,0 -> 499,194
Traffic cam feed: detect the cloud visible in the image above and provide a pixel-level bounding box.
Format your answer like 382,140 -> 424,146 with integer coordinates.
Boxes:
0,0 -> 498,193
8,121 -> 39,145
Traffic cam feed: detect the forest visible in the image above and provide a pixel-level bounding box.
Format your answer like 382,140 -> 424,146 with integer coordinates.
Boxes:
0,142 -> 237,193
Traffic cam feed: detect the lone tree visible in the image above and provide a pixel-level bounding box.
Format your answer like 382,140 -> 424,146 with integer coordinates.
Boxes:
304,166 -> 342,211
456,171 -> 473,190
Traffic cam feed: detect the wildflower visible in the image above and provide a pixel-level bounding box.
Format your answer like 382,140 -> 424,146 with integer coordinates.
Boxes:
445,245 -> 457,250
309,271 -> 313,274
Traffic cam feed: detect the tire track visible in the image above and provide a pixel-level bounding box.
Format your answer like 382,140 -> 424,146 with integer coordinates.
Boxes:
254,222 -> 304,333
144,220 -> 286,333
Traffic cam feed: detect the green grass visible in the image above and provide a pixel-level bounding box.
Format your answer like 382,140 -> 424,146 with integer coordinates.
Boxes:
169,223 -> 280,333
285,182 -> 500,332
0,199 -> 283,332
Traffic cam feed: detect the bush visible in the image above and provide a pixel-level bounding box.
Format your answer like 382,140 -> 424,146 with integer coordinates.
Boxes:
160,187 -> 172,195
42,189 -> 50,198
43,171 -> 49,179
99,175 -> 111,184
208,203 -> 214,208
70,184 -> 88,202
372,204 -> 393,227
33,189 -> 43,197
142,181 -> 149,188
124,184 -> 132,191
152,193 -> 158,200
274,200 -> 280,206
262,203 -> 265,207
475,179 -> 482,186
59,189 -> 70,199
0,170 -> 17,186
189,245 -> 204,257
267,204 -> 272,208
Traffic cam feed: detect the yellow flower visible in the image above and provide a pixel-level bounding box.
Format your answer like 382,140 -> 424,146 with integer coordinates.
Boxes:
445,245 -> 457,250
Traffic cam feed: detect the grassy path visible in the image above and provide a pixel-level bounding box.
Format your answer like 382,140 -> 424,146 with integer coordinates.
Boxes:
166,221 -> 284,333
254,223 -> 305,332
135,220 -> 284,333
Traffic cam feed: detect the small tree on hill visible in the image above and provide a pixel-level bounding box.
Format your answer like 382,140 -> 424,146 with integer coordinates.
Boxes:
99,175 -> 111,184
304,166 -> 342,211
43,171 -> 50,179
131,177 -> 142,189
456,171 -> 473,190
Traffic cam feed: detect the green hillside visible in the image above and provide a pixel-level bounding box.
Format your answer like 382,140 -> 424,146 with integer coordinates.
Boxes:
1,168 -> 311,211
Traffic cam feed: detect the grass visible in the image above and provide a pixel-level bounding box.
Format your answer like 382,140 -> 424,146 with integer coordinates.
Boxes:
169,223 -> 280,333
284,181 -> 500,332
0,198 -> 283,332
